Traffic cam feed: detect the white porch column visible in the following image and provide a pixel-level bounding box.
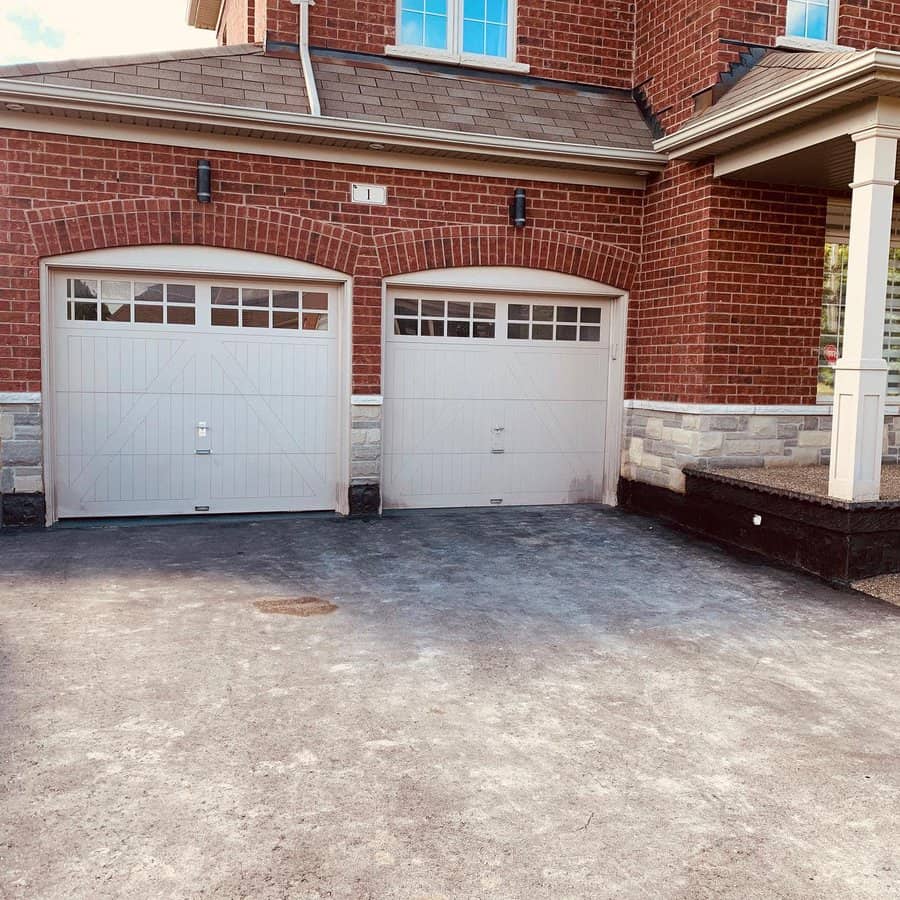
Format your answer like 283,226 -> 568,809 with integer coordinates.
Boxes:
829,127 -> 899,501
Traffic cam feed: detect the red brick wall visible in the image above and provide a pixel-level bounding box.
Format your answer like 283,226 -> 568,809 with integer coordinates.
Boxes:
0,128 -> 643,394
631,164 -> 827,405
304,0 -> 633,87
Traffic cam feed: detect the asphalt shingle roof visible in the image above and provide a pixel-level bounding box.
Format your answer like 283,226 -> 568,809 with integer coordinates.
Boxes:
0,44 -> 655,151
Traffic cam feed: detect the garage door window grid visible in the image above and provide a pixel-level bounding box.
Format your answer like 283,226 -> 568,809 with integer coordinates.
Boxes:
394,297 -> 496,338
508,303 -> 602,342
211,286 -> 329,331
66,278 -> 196,326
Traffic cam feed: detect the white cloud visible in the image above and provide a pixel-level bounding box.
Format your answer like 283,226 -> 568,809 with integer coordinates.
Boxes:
0,0 -> 217,66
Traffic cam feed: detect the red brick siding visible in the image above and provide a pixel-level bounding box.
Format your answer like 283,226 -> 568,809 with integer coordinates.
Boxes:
632,163 -> 827,405
218,0 -> 256,45
0,128 -> 643,394
307,0 -> 635,87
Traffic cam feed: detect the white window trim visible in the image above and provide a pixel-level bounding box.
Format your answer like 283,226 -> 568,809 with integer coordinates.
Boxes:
386,0 -> 530,74
779,0 -> 839,48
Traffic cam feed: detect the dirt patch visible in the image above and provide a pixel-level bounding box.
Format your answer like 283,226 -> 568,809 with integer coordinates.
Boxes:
852,574 -> 900,607
253,596 -> 337,617
713,464 -> 900,501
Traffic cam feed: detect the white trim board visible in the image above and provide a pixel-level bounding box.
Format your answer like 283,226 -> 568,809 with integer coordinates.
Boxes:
625,399 -> 900,416
0,392 -> 41,404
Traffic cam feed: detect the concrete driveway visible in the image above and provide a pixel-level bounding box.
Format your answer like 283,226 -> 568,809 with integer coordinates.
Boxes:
1,506 -> 899,899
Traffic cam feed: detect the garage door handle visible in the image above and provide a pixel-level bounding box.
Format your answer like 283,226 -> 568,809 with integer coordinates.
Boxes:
195,449 -> 212,455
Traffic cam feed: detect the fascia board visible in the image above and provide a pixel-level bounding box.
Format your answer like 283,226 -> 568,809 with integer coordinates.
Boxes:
0,78 -> 668,174
656,49 -> 900,159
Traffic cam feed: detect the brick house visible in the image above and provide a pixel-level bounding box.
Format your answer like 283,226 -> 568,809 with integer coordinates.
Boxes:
2,0 -> 900,525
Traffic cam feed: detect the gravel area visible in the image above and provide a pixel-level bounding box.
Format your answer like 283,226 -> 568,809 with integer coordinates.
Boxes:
853,573 -> 900,607
710,464 -> 900,500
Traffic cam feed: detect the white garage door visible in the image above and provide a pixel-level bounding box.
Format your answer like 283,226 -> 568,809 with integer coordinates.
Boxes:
383,289 -> 613,509
51,271 -> 338,518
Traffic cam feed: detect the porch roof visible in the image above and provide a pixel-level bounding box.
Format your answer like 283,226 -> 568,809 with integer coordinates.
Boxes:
656,48 -> 900,189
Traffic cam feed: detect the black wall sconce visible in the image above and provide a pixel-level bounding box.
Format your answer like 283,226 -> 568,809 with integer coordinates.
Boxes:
510,187 -> 527,228
197,159 -> 212,203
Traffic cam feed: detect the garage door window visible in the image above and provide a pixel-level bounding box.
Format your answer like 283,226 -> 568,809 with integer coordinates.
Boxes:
507,303 -> 602,342
212,286 -> 329,332
393,297 -> 496,338
66,278 -> 196,326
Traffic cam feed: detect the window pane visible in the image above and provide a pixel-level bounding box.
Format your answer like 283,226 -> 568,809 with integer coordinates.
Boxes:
462,20 -> 485,54
212,308 -> 238,327
302,313 -> 328,331
474,322 -> 495,339
474,303 -> 496,320
806,3 -> 828,40
167,306 -> 196,326
486,0 -> 508,23
508,323 -> 529,340
395,298 -> 418,316
69,301 -> 97,321
557,306 -> 578,322
303,291 -> 328,310
242,288 -> 269,308
509,304 -> 530,321
72,279 -> 98,299
401,10 -> 425,45
167,284 -> 196,304
533,305 -> 554,322
101,280 -> 130,300
135,282 -> 163,302
424,14 -> 448,49
580,326 -> 601,343
421,319 -> 445,337
532,324 -> 553,340
395,318 -> 418,336
447,321 -> 470,338
135,304 -> 164,324
464,0 -> 486,17
242,309 -> 269,328
581,307 -> 602,324
101,303 -> 130,323
421,299 -> 445,317
403,0 -> 426,9
556,325 -> 577,341
786,1 -> 808,37
425,0 -> 447,12
484,23 -> 507,57
212,286 -> 239,306
273,311 -> 300,330
448,301 -> 471,318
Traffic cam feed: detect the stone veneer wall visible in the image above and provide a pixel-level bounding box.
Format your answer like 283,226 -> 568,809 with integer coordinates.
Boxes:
622,405 -> 900,493
349,400 -> 382,515
0,399 -> 43,496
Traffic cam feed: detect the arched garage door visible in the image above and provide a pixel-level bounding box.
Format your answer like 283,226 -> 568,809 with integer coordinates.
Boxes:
383,276 -> 621,510
50,265 -> 340,518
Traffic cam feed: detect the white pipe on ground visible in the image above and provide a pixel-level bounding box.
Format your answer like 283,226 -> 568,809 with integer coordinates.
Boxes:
290,0 -> 321,116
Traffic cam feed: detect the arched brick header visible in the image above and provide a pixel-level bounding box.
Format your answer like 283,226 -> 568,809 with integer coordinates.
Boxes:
26,199 -> 363,274
374,225 -> 638,291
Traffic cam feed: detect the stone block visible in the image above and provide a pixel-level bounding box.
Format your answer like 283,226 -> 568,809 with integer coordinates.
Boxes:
748,416 -> 778,438
0,414 -> 13,441
13,474 -> 43,493
351,461 -> 380,479
695,430 -> 724,454
627,437 -> 644,465
1,441 -> 41,466
797,430 -> 831,448
645,417 -> 663,440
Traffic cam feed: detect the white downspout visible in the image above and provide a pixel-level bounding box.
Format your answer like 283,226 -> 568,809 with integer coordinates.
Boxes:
290,0 -> 320,116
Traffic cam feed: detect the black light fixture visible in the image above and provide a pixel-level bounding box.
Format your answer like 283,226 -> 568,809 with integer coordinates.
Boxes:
510,187 -> 527,228
197,159 -> 212,203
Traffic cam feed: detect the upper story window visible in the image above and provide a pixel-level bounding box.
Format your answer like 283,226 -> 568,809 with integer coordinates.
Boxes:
786,0 -> 836,43
393,0 -> 525,71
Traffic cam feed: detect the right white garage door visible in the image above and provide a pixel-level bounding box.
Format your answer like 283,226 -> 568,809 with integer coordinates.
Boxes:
383,290 -> 613,509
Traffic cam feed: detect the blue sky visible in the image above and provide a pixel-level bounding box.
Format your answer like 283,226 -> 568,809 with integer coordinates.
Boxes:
0,0 -> 215,65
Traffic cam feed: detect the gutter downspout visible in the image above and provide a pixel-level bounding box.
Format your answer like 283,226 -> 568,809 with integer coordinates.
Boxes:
290,0 -> 320,116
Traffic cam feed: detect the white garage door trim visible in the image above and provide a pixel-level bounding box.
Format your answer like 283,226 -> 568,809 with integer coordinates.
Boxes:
40,246 -> 353,524
382,267 -> 628,508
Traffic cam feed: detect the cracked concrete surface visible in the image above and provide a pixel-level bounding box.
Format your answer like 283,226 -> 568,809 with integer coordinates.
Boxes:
1,506 -> 899,899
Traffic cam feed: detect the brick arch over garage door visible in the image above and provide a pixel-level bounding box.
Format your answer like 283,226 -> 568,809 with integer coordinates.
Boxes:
26,199 -> 364,274
373,225 -> 638,291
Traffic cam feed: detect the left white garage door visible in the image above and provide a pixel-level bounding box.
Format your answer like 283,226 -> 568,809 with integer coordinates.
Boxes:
51,272 -> 338,518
